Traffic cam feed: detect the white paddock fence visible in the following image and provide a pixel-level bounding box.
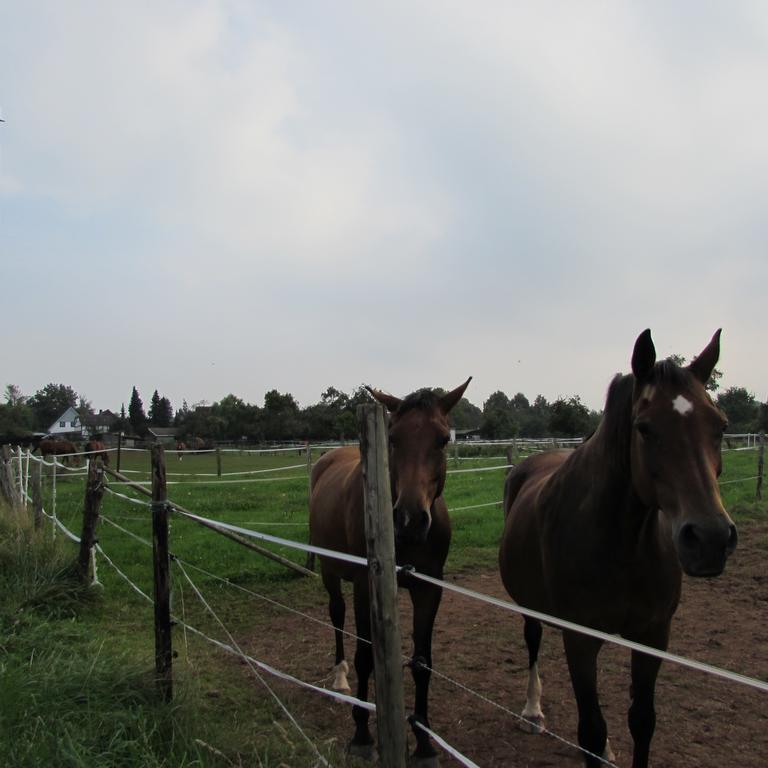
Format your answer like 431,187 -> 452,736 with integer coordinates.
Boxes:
1,431 -> 767,767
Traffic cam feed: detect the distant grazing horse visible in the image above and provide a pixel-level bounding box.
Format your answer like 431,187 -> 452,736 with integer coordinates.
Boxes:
310,378 -> 471,765
499,330 -> 737,768
38,438 -> 80,466
85,439 -> 110,465
176,441 -> 187,461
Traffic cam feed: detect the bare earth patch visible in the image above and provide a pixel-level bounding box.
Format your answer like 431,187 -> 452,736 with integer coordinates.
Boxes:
242,521 -> 768,767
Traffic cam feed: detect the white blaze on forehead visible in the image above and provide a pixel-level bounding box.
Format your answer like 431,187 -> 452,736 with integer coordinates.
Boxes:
672,395 -> 694,416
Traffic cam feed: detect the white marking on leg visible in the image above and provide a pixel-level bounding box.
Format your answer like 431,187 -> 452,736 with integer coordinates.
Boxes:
521,662 -> 545,733
672,395 -> 694,415
603,737 -> 615,762
332,660 -> 351,694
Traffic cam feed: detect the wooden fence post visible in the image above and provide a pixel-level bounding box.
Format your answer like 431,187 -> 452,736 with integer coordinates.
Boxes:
78,459 -> 105,583
216,447 -> 222,478
116,431 -> 123,473
0,445 -> 20,507
31,460 -> 43,529
151,444 -> 173,702
757,431 -> 765,502
358,403 -> 408,768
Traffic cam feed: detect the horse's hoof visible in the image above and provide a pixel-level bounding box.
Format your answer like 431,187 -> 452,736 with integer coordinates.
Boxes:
347,741 -> 377,761
409,754 -> 439,768
520,713 -> 546,734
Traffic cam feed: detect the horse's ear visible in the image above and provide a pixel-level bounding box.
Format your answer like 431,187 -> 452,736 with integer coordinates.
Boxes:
688,329 -> 721,385
631,329 -> 656,381
365,386 -> 402,413
439,377 -> 473,414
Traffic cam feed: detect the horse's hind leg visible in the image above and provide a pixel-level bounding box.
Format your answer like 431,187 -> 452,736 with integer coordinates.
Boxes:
322,571 -> 350,694
521,617 -> 545,733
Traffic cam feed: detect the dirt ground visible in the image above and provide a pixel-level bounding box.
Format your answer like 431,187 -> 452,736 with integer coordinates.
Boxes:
244,521 -> 768,767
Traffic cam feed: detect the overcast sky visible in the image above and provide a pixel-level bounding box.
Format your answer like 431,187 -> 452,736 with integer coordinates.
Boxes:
2,2 -> 767,414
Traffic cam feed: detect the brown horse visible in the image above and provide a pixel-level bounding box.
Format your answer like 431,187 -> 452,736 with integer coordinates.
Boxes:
499,330 -> 737,768
176,441 -> 187,461
38,438 -> 80,466
85,439 -> 110,465
310,378 -> 471,765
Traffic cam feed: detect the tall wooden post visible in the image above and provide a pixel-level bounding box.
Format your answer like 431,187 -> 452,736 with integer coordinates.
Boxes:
358,403 -> 408,768
757,431 -> 765,502
78,459 -> 105,583
0,445 -> 19,507
216,447 -> 222,478
116,432 -> 123,473
31,461 -> 43,529
151,444 -> 173,702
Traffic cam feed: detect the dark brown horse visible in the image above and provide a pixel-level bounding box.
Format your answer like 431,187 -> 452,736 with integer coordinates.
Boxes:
310,378 -> 471,765
38,438 -> 80,466
499,330 -> 737,768
84,439 -> 110,465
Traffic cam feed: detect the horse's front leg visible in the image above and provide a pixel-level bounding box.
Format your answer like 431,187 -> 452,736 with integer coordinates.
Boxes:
349,572 -> 375,758
627,624 -> 669,768
562,630 -> 614,768
407,580 -> 442,766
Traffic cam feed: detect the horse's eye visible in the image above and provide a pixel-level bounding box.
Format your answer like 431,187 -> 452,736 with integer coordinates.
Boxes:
636,422 -> 652,439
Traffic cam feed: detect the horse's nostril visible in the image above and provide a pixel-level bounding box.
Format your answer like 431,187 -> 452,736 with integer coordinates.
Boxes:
679,523 -> 698,548
727,524 -> 738,554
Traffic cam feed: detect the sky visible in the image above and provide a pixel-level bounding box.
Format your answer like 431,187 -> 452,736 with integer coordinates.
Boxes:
2,1 -> 767,414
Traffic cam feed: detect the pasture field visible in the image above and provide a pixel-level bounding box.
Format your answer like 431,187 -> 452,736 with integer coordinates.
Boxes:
5,443 -> 766,767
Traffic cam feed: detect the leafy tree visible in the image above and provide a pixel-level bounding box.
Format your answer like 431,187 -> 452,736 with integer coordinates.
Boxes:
480,391 -> 517,439
716,387 -> 758,433
756,401 -> 768,433
4,384 -> 26,407
128,387 -> 147,434
262,390 -> 303,440
549,395 -> 596,437
519,394 -> 552,437
28,383 -> 79,431
0,401 -> 35,438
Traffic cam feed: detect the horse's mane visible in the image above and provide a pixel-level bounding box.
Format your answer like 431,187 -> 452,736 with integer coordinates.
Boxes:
396,388 -> 441,415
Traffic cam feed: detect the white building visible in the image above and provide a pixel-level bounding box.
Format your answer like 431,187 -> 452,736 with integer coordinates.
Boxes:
47,406 -> 82,436
47,408 -> 117,438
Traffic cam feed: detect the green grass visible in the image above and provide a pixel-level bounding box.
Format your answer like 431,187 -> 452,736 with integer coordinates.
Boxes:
0,500 -> 348,767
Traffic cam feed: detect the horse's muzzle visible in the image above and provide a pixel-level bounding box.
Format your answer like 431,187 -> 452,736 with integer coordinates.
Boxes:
393,505 -> 431,545
676,520 -> 737,577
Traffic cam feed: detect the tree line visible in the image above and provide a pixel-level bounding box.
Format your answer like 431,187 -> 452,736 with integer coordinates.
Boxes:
2,374 -> 767,444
